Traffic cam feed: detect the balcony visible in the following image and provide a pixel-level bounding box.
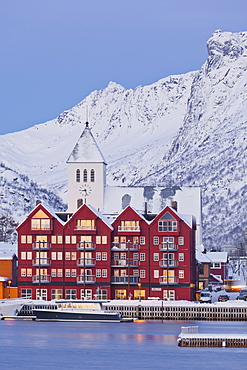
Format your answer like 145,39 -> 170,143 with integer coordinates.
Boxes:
111,276 -> 140,284
32,258 -> 51,267
76,275 -> 96,284
111,242 -> 140,251
32,274 -> 51,284
77,258 -> 96,267
159,276 -> 179,285
159,243 -> 178,252
159,259 -> 178,268
77,242 -> 96,251
111,259 -> 140,267
75,226 -> 96,231
32,242 -> 51,250
118,226 -> 140,232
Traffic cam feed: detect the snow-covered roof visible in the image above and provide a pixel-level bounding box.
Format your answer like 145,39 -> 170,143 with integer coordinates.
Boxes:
67,123 -> 106,164
196,249 -> 228,264
0,276 -> 9,282
210,273 -> 223,283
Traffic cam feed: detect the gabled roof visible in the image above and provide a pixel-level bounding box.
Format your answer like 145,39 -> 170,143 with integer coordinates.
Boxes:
67,122 -> 106,164
111,205 -> 149,225
150,205 -> 194,229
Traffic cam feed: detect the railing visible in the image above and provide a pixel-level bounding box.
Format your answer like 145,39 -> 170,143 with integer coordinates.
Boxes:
32,258 -> 51,266
111,276 -> 140,284
159,276 -> 179,285
118,226 -> 140,232
32,242 -> 51,250
77,258 -> 96,267
111,242 -> 140,251
159,243 -> 178,251
76,275 -> 96,284
76,242 -> 96,250
32,275 -> 51,283
159,259 -> 178,268
111,259 -> 140,267
75,226 -> 96,231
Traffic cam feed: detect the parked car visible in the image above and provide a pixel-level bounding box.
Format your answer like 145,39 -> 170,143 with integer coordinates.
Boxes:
218,294 -> 230,302
236,294 -> 247,301
199,291 -> 212,303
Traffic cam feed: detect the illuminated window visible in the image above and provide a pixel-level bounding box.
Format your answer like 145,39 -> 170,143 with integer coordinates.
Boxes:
31,210 -> 50,230
76,219 -> 95,230
65,236 -> 70,244
57,252 -> 62,260
51,252 -> 56,260
51,269 -> 56,277
57,269 -> 63,277
21,252 -> 26,260
27,269 -> 32,277
133,237 -> 139,244
96,236 -> 101,244
179,270 -> 184,279
65,252 -> 70,260
65,269 -> 70,277
57,236 -> 62,244
27,235 -> 32,244
71,269 -> 76,277
21,235 -> 26,244
27,252 -> 32,260
51,236 -> 56,244
71,252 -> 76,260
119,220 -> 140,231
52,289 -> 62,300
21,269 -> 26,277
102,236 -> 107,244
71,236 -> 76,244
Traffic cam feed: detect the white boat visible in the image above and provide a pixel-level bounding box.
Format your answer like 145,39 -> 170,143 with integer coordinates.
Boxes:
0,299 -> 28,318
33,300 -> 131,322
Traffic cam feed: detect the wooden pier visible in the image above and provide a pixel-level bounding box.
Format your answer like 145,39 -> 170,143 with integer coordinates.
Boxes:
178,326 -> 247,347
104,300 -> 247,321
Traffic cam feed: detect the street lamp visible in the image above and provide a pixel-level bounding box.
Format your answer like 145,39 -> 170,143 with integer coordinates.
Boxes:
7,279 -> 11,299
137,282 -> 142,301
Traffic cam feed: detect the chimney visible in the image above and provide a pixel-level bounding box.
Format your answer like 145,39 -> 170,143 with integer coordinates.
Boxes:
36,200 -> 41,206
171,201 -> 177,212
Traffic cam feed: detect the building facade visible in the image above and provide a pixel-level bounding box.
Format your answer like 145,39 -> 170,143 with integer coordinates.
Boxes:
17,122 -> 198,301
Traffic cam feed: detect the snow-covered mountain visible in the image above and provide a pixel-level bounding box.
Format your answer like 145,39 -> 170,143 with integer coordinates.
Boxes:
0,30 -> 246,249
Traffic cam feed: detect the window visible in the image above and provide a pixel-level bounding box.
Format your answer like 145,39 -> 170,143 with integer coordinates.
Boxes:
21,288 -> 32,298
57,269 -> 63,277
120,252 -> 126,260
163,290 -> 175,300
57,252 -> 62,260
96,269 -> 101,277
27,269 -> 32,277
133,270 -> 139,277
102,269 -> 107,278
133,253 -> 139,261
51,269 -> 56,277
158,213 -> 177,232
26,235 -> 32,243
52,289 -> 62,300
65,236 -> 70,244
153,236 -> 159,245
65,269 -> 70,277
212,262 -> 221,269
96,252 -> 101,260
120,220 -> 140,231
76,219 -> 95,230
21,235 -> 26,244
97,289 -> 107,300
31,210 -> 50,230
153,253 -> 159,261
179,270 -> 184,279
140,253 -> 145,261
140,236 -> 145,245
134,290 -> 145,300
178,237 -> 184,245
21,269 -> 26,277
96,236 -> 101,244
83,169 -> 87,182
140,270 -> 145,278
71,269 -> 76,277
102,236 -> 107,244
76,169 -> 80,182
102,252 -> 107,261
71,236 -> 76,244
179,253 -> 184,262
90,169 -> 95,182
71,252 -> 76,260
114,253 -> 119,261
27,252 -> 32,260
65,252 -> 70,260
115,290 -> 126,300
51,236 -> 56,244
51,252 -> 56,260
65,289 -> 76,300
21,252 -> 26,260
57,236 -> 62,244
133,237 -> 139,244
114,236 -> 119,243
154,270 -> 159,278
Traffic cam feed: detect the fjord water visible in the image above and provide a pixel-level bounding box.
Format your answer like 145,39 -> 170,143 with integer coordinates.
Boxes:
1,320 -> 247,369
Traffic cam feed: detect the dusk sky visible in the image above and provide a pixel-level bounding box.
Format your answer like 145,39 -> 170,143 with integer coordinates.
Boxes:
1,0 -> 247,135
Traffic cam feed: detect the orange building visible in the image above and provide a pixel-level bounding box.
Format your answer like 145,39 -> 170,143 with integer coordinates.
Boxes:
0,243 -> 18,298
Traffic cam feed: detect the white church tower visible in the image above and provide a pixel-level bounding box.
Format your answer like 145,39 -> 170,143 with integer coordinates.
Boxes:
67,122 -> 107,213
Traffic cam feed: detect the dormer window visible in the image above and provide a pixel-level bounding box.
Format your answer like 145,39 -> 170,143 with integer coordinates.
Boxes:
31,210 -> 50,230
90,169 -> 95,182
83,169 -> 87,182
76,169 -> 80,182
158,212 -> 177,232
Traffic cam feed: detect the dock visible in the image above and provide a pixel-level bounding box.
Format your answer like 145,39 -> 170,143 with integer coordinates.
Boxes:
178,326 -> 247,347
